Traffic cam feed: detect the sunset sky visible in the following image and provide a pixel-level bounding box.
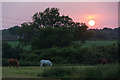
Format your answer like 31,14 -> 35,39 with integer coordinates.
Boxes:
2,2 -> 118,29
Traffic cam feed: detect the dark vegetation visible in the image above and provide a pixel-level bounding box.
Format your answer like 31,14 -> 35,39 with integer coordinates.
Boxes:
2,7 -> 119,66
2,41 -> 118,66
38,64 -> 119,78
2,26 -> 119,41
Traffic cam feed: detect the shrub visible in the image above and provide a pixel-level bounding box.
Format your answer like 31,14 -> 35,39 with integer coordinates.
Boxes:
2,58 -> 8,66
19,60 -> 40,66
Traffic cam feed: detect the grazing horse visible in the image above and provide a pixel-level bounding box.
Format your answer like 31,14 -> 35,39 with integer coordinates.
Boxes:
99,58 -> 108,65
8,59 -> 19,68
40,60 -> 52,67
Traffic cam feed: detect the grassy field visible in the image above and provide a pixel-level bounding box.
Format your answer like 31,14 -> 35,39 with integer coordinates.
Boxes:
5,41 -> 31,51
2,41 -> 118,78
2,64 -> 119,78
79,40 -> 117,47
2,66 -> 44,78
6,41 -> 19,48
4,40 -> 118,51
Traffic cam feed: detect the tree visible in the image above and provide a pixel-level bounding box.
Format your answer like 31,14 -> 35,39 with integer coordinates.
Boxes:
2,42 -> 13,58
17,7 -> 90,46
73,23 -> 90,43
8,26 -> 20,35
17,22 -> 35,45
2,26 -> 20,41
31,26 -> 74,50
32,7 -> 74,28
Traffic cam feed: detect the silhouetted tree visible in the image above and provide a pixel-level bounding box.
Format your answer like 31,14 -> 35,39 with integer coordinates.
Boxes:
2,42 -> 13,58
31,26 -> 74,50
17,22 -> 35,45
32,7 -> 75,28
17,7 -> 91,45
73,23 -> 90,43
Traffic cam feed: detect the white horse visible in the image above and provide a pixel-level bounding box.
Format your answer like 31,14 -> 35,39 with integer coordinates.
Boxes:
40,60 -> 52,67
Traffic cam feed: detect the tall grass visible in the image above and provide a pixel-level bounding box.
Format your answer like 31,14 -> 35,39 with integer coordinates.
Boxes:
38,63 -> 119,79
38,67 -> 73,78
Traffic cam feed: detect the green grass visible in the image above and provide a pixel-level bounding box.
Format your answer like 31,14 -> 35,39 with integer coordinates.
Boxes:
2,64 -> 119,78
40,64 -> 119,78
5,41 -> 31,51
7,41 -> 19,48
81,40 -> 117,48
5,40 -> 117,51
2,66 -> 44,78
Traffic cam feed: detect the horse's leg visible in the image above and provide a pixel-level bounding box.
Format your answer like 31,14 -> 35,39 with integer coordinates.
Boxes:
49,62 -> 52,67
41,63 -> 43,67
47,63 -> 50,67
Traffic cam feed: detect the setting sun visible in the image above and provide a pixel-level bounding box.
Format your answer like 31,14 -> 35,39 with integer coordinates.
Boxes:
88,20 -> 95,26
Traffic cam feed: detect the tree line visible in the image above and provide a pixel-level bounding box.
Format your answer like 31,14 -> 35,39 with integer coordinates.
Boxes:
2,26 -> 119,41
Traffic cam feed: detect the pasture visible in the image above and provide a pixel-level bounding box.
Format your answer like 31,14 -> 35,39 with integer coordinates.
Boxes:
78,40 -> 117,47
2,63 -> 119,78
5,40 -> 117,50
2,66 -> 43,78
4,41 -> 31,51
2,41 -> 119,78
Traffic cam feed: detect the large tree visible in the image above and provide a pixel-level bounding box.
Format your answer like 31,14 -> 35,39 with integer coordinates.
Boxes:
17,22 -> 35,45
31,27 -> 74,50
32,7 -> 74,28
17,7 -> 90,47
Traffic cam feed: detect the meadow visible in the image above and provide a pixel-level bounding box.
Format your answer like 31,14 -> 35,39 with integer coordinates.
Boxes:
4,41 -> 31,51
2,63 -> 119,79
6,40 -> 117,50
2,40 -> 119,79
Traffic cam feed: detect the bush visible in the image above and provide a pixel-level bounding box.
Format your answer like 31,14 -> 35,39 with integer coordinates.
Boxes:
31,27 -> 74,50
82,64 -> 119,78
19,42 -> 118,65
19,60 -> 40,66
2,42 -> 14,58
2,58 -> 8,66
20,52 -> 39,62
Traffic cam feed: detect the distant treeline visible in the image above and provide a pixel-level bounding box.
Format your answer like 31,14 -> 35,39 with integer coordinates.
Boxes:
2,26 -> 119,41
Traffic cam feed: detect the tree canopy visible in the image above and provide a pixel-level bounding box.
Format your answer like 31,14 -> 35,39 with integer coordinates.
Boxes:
16,7 -> 91,49
32,8 -> 75,28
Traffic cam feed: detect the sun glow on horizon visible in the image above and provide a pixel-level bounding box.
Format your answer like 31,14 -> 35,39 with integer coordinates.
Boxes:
88,20 -> 95,26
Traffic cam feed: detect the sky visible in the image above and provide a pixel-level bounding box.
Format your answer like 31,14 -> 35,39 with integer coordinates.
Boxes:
2,2 -> 118,29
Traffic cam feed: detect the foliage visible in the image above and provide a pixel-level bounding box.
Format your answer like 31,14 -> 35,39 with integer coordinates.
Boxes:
20,52 -> 39,62
19,60 -> 40,66
31,27 -> 74,49
17,22 -> 35,45
2,27 -> 119,42
2,42 -> 14,58
2,41 -> 118,65
32,7 -> 75,28
73,23 -> 88,43
88,27 -> 119,40
2,42 -> 23,59
15,7 -> 90,46
2,58 -> 8,66
2,26 -> 20,41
